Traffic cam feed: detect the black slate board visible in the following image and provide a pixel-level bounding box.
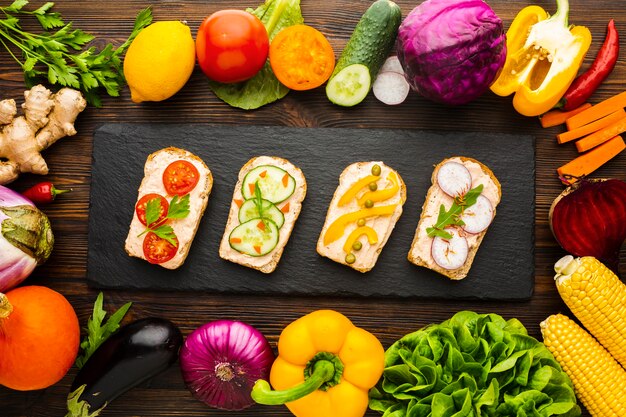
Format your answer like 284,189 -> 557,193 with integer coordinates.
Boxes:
87,124 -> 535,300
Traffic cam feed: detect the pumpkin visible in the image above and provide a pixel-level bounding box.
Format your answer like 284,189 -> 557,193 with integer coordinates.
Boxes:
0,285 -> 80,390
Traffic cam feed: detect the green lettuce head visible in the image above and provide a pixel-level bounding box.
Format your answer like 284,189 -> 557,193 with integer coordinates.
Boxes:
369,311 -> 581,417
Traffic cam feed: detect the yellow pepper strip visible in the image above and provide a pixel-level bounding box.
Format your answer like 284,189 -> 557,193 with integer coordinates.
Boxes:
342,226 -> 378,253
357,171 -> 399,206
337,175 -> 379,206
251,310 -> 385,417
323,205 -> 397,245
490,0 -> 591,116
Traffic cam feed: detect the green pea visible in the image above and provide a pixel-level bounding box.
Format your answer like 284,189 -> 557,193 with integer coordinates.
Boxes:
352,241 -> 362,251
364,199 -> 374,208
345,253 -> 356,264
371,164 -> 382,176
357,218 -> 366,227
368,182 -> 378,191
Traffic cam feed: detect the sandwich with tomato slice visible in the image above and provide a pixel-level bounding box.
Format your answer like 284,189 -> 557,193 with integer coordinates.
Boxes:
125,147 -> 213,269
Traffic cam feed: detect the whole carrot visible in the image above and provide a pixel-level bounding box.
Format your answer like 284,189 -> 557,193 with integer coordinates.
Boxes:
560,20 -> 619,111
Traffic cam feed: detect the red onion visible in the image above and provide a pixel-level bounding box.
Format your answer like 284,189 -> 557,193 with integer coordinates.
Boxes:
549,178 -> 626,273
179,320 -> 275,410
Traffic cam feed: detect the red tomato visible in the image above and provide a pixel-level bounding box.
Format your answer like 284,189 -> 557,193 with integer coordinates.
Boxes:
163,160 -> 200,196
135,193 -> 169,227
143,232 -> 178,264
196,9 -> 269,83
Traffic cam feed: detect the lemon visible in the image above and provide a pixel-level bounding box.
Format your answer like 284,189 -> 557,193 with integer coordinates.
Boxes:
124,21 -> 195,103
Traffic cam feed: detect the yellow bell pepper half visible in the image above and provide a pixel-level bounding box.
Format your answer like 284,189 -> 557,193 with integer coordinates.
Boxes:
251,310 -> 385,417
490,0 -> 591,116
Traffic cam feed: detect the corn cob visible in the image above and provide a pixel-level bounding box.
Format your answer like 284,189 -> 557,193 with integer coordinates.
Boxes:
554,255 -> 626,368
541,314 -> 626,417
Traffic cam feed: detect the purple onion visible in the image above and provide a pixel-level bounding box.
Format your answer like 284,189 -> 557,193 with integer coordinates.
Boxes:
179,320 -> 275,410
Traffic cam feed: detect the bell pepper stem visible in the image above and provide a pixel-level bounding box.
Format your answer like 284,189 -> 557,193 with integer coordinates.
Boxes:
552,0 -> 569,27
251,359 -> 336,405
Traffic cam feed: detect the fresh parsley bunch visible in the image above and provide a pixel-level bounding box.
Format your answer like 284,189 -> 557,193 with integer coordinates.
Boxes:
0,1 -> 152,106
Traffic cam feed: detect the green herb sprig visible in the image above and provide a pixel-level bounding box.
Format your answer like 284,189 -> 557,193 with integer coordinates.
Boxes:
426,185 -> 483,239
0,1 -> 152,106
75,292 -> 132,369
138,194 -> 190,246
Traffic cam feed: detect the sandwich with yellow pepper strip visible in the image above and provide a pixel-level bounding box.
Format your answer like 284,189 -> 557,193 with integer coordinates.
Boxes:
317,161 -> 406,272
251,309 -> 385,417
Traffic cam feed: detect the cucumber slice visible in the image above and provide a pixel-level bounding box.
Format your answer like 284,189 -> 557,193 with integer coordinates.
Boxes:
238,198 -> 285,229
229,218 -> 279,257
242,165 -> 296,204
326,64 -> 371,107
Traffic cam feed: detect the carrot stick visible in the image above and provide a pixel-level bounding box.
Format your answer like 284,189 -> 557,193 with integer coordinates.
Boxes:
566,91 -> 626,130
541,103 -> 591,128
558,135 -> 626,181
557,109 -> 626,144
576,115 -> 626,152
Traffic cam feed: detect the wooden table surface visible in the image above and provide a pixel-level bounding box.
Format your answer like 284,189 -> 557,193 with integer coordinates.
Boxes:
2,0 -> 625,416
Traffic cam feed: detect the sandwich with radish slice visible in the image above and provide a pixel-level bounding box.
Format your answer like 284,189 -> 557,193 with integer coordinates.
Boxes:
408,157 -> 501,279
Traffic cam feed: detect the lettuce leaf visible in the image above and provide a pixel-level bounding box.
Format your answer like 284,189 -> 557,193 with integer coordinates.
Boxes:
208,0 -> 303,110
369,311 -> 581,417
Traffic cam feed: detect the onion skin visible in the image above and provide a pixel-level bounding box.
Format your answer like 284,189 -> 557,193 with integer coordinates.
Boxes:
549,178 -> 626,273
180,320 -> 275,411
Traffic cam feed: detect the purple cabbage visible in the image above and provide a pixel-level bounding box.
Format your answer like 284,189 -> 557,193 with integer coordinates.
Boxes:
397,0 -> 506,105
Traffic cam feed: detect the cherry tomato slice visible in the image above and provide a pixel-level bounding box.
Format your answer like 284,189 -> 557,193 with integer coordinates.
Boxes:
163,160 -> 200,196
196,9 -> 269,83
143,232 -> 178,264
270,25 -> 335,91
135,193 -> 169,227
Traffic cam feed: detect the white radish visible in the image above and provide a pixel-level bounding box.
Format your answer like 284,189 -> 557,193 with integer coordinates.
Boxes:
379,56 -> 404,75
431,228 -> 468,270
461,195 -> 494,234
436,162 -> 472,197
373,72 -> 410,105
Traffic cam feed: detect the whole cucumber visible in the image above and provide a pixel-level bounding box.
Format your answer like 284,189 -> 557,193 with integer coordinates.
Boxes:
332,0 -> 402,80
67,318 -> 182,414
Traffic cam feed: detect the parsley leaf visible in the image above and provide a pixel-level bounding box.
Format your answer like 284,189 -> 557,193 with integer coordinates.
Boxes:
150,224 -> 178,247
75,292 -> 132,369
0,3 -> 153,106
144,197 -> 162,227
426,184 -> 484,239
167,194 -> 190,219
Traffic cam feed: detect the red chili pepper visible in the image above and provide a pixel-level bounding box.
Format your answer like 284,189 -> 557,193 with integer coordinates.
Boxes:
22,182 -> 71,204
561,19 -> 619,111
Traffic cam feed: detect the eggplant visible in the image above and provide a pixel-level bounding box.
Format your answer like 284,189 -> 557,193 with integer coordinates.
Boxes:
70,317 -> 182,412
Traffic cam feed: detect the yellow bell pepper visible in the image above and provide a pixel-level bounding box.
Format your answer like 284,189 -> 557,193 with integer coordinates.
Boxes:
490,0 -> 591,116
357,172 -> 399,206
323,205 -> 397,245
251,310 -> 385,417
342,226 -> 378,253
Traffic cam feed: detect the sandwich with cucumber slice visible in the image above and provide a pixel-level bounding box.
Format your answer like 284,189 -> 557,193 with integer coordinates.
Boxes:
219,156 -> 306,273
326,0 -> 402,107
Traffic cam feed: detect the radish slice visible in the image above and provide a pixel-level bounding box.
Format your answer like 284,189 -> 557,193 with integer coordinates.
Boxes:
431,228 -> 468,270
379,56 -> 404,75
373,72 -> 410,105
436,162 -> 472,197
461,195 -> 494,234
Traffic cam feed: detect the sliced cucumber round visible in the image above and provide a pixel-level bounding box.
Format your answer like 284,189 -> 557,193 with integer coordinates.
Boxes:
238,198 -> 285,229
229,218 -> 279,257
242,165 -> 296,204
326,64 -> 371,107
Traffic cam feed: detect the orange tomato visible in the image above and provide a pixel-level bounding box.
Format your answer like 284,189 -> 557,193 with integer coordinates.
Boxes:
270,25 -> 335,91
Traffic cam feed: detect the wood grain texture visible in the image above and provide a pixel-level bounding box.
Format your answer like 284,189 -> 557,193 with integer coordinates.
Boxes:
1,0 -> 625,416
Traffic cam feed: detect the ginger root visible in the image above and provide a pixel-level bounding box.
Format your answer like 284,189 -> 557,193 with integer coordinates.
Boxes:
0,85 -> 86,185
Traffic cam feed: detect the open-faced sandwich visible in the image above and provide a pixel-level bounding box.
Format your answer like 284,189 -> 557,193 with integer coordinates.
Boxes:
317,161 -> 406,272
408,157 -> 501,279
125,147 -> 212,269
219,156 -> 306,273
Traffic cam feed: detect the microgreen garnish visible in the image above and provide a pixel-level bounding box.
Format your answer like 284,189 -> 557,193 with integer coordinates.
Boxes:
137,194 -> 190,246
0,1 -> 153,106
426,184 -> 483,239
